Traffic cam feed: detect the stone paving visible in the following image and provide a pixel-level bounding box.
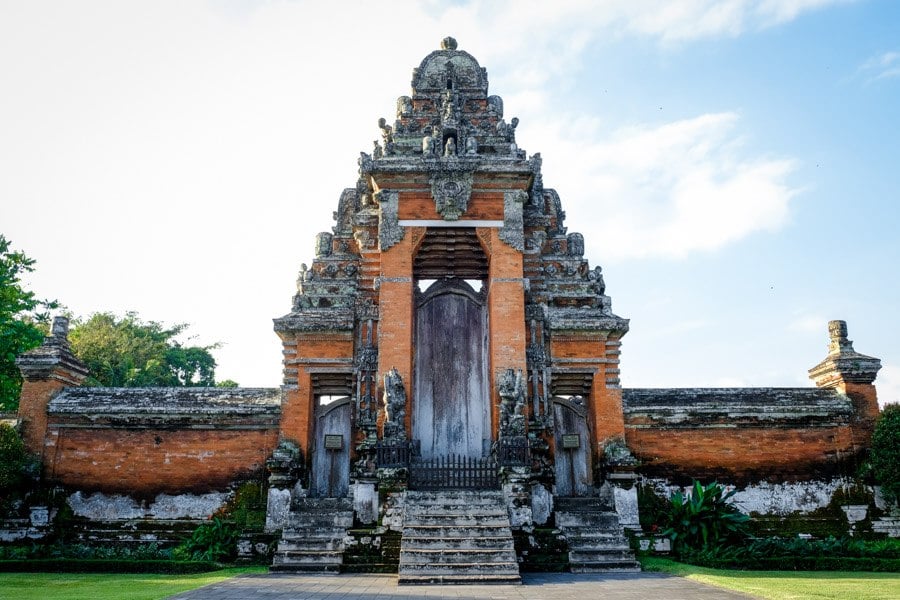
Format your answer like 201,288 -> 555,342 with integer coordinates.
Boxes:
169,572 -> 756,599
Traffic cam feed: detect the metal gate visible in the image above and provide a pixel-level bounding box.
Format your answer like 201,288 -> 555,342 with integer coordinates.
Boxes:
408,454 -> 499,490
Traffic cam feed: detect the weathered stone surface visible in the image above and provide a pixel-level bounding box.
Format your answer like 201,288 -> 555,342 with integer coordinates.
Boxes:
68,490 -> 230,520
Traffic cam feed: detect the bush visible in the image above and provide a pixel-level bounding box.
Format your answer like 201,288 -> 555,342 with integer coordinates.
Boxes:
871,404 -> 900,504
660,480 -> 750,553
677,536 -> 900,571
174,517 -> 239,562
0,423 -> 28,491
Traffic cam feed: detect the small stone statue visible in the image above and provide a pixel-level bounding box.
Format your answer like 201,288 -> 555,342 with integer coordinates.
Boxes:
465,136 -> 478,155
296,263 -> 309,291
383,368 -> 407,440
315,232 -> 333,257
373,140 -> 383,159
396,96 -> 413,118
498,368 -> 526,437
444,137 -> 456,157
588,265 -> 606,295
509,117 -> 519,141
378,117 -> 394,155
567,232 -> 585,256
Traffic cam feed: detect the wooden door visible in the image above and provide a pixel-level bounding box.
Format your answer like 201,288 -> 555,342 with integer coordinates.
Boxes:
552,397 -> 592,496
414,279 -> 489,459
310,397 -> 351,498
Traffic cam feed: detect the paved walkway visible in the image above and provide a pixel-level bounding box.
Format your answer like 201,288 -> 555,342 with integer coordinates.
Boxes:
170,572 -> 755,599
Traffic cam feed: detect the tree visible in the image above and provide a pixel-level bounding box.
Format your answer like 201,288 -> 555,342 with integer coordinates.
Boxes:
69,312 -> 227,387
0,235 -> 57,411
870,404 -> 900,504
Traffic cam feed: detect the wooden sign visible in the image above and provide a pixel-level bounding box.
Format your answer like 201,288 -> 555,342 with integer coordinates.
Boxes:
324,434 -> 344,450
561,434 -> 581,449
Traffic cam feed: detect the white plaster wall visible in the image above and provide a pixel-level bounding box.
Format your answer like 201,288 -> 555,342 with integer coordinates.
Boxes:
644,478 -> 842,516
68,490 -> 230,520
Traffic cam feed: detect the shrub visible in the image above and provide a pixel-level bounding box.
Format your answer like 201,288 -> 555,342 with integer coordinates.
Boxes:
174,517 -> 239,562
871,404 -> 900,504
660,480 -> 750,553
0,423 -> 28,491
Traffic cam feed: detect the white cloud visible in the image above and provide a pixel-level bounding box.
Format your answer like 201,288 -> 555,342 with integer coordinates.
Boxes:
859,50 -> 900,82
528,112 -> 797,261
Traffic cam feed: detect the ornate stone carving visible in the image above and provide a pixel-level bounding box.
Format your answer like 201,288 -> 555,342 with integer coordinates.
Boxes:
383,368 -> 407,440
498,368 -> 526,437
566,232 -> 584,256
443,137 -> 457,156
375,190 -> 404,250
315,232 -> 333,257
429,170 -> 474,221
588,265 -> 606,295
397,96 -> 412,118
499,189 -> 527,251
465,136 -> 478,155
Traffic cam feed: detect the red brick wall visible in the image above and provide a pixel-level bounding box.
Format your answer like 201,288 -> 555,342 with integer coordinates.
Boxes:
625,424 -> 857,482
45,426 -> 279,495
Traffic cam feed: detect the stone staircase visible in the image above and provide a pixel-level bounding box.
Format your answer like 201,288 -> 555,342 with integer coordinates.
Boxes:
271,497 -> 353,573
555,497 -> 641,573
398,490 -> 521,584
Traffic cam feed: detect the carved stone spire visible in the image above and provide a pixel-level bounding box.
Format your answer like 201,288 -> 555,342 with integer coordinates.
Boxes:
809,320 -> 881,387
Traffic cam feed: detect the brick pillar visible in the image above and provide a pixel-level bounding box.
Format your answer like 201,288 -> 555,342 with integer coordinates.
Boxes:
376,228 -> 421,436
485,227 -> 527,439
808,320 -> 881,444
15,317 -> 89,460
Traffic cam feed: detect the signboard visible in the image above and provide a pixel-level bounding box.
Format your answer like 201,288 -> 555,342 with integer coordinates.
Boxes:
324,434 -> 344,450
561,434 -> 581,449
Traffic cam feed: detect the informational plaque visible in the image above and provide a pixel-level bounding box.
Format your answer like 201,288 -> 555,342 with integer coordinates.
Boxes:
561,434 -> 581,449
324,434 -> 344,450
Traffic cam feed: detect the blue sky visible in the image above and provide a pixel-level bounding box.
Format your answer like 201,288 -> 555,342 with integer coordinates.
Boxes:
2,1 -> 898,404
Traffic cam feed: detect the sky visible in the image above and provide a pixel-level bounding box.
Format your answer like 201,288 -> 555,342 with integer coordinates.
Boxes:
2,0 -> 898,405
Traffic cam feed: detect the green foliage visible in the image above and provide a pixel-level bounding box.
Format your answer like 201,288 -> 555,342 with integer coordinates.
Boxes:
174,517 -> 239,563
870,404 -> 900,504
660,480 -> 751,552
637,483 -> 669,531
0,423 -> 28,491
69,312 -> 222,387
224,482 -> 268,531
0,235 -> 57,411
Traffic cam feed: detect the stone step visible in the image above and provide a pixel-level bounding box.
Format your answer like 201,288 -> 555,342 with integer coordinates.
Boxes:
398,561 -> 520,576
555,497 -> 611,512
402,525 -> 512,538
403,514 -> 510,527
405,504 -> 509,516
276,539 -> 344,552
556,511 -> 621,528
270,563 -> 341,573
285,513 -> 353,528
398,574 -> 522,585
399,489 -> 520,584
570,549 -> 636,562
401,536 -> 514,550
570,560 -> 642,573
400,548 -> 517,563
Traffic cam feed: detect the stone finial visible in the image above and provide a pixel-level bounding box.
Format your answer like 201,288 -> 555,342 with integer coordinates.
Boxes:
16,315 -> 88,383
828,319 -> 853,355
809,320 -> 881,387
441,36 -> 458,50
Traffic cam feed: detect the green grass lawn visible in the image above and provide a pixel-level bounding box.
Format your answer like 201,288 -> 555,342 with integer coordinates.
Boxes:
0,567 -> 266,600
641,556 -> 900,600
